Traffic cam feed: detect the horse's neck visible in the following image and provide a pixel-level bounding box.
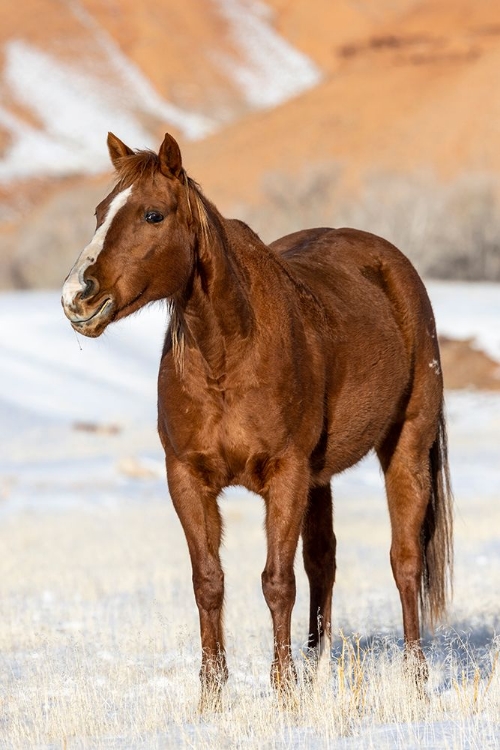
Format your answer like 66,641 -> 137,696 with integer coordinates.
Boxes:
175,217 -> 256,374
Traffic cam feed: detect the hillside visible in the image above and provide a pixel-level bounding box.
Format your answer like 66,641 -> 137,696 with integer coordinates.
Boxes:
1,0 -> 500,288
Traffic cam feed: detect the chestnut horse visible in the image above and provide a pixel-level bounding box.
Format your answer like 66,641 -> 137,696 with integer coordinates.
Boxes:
62,133 -> 452,702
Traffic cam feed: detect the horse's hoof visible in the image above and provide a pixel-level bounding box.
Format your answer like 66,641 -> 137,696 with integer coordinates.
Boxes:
403,648 -> 430,701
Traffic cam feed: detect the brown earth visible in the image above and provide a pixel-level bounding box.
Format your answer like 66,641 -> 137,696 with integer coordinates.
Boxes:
439,337 -> 500,391
185,1 -> 500,210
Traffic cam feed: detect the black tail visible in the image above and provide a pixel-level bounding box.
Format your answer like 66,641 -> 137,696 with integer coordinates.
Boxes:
420,405 -> 454,629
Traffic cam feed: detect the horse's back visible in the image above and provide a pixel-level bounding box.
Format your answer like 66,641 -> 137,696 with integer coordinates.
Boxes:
271,227 -> 437,346
272,227 -> 421,290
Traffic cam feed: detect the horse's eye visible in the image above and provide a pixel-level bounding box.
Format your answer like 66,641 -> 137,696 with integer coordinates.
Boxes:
145,211 -> 164,224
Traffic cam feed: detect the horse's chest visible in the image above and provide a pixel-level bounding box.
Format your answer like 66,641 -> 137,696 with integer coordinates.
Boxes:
165,387 -> 288,490
205,396 -> 274,460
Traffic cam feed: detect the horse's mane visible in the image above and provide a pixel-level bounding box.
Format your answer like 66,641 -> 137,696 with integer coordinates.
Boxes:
113,149 -> 221,373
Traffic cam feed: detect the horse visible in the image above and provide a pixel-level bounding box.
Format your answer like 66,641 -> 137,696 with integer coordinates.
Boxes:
62,132 -> 453,705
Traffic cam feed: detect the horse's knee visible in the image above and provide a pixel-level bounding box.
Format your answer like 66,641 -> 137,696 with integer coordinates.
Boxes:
261,568 -> 296,612
193,564 -> 224,612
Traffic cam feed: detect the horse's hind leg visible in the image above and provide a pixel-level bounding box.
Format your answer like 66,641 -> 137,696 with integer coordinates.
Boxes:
301,483 -> 336,663
377,418 -> 433,670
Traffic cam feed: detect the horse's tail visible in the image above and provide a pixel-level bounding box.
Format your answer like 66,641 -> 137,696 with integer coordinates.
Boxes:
420,404 -> 454,629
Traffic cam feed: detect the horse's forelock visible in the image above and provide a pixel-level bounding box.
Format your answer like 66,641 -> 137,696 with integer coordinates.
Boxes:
114,150 -> 161,189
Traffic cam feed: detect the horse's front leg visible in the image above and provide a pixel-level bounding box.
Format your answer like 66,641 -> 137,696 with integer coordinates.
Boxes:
166,452 -> 227,707
261,455 -> 310,691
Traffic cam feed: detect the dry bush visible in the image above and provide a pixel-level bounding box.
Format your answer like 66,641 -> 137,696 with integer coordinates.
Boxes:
2,166 -> 499,290
245,166 -> 500,281
0,181 -> 107,290
340,171 -> 500,281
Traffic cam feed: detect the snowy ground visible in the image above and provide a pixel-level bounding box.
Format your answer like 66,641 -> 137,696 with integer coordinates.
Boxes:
0,284 -> 499,747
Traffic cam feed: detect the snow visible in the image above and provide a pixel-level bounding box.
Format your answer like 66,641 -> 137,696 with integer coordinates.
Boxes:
0,283 -> 499,747
214,0 -> 321,108
427,281 -> 500,362
0,291 -> 165,424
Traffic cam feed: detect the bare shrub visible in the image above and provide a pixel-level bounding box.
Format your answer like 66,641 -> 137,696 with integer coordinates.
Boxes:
340,171 -> 500,280
244,167 -> 500,281
0,181 -> 107,290
254,161 -> 343,239
2,166 -> 499,289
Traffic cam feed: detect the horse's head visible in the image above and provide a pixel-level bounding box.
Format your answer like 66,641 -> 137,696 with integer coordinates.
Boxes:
62,133 -> 195,337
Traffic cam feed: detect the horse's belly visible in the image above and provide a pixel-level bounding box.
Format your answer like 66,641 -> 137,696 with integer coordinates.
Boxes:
321,426 -> 381,478
315,352 -> 409,480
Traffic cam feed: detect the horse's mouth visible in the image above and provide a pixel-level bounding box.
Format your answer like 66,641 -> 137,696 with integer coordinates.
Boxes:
69,297 -> 114,336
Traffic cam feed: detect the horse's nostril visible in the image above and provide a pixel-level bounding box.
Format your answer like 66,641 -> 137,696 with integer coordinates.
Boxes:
81,277 -> 98,300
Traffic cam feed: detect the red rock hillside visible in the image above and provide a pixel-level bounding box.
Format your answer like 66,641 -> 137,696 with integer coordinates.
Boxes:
1,0 -> 499,290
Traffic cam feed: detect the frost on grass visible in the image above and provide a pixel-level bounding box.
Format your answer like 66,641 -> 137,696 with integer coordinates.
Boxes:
0,492 -> 499,749
1,583 -> 499,749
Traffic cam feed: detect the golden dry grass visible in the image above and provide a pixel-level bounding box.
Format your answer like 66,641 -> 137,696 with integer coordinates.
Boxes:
0,474 -> 499,748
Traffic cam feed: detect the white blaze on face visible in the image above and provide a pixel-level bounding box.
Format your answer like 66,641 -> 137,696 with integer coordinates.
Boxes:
62,185 -> 133,307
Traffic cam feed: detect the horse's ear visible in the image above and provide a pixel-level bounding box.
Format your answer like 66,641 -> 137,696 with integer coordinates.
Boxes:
107,132 -> 134,169
158,133 -> 183,178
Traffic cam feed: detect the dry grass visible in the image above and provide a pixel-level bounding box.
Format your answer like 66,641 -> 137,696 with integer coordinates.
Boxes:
0,481 -> 499,749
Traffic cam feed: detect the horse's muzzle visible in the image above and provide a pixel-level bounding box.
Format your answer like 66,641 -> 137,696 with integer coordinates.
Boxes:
62,296 -> 115,337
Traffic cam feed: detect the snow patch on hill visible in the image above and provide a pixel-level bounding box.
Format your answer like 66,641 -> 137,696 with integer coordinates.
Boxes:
214,0 -> 321,107
0,37 -> 212,182
0,1 -> 321,182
